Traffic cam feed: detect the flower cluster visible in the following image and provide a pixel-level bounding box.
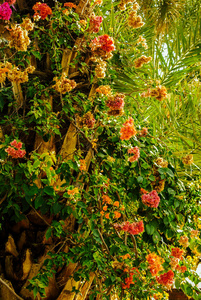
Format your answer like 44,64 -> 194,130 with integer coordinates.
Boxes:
96,85 -> 112,95
141,190 -> 160,208
120,117 -> 137,140
21,17 -> 34,31
151,179 -> 165,193
176,265 -> 187,273
156,270 -> 174,289
128,11 -> 144,29
5,140 -> 26,159
32,2 -> 52,20
89,14 -> 103,33
67,187 -> 79,195
101,196 -> 123,220
134,55 -> 152,68
82,112 -> 96,129
0,2 -> 12,21
64,2 -> 77,9
137,35 -> 148,49
7,65 -> 35,83
0,67 -> 9,84
179,236 -> 189,248
9,25 -> 30,51
90,34 -> 115,54
169,257 -> 179,270
122,267 -> 139,289
79,159 -> 87,171
94,58 -> 107,78
128,146 -> 140,162
141,86 -> 167,101
150,86 -> 167,101
6,0 -> 16,4
53,74 -> 76,94
94,0 -> 103,5
191,230 -> 199,238
170,247 -> 184,260
146,253 -> 164,276
114,220 -> 144,235
106,93 -> 125,115
138,127 -> 148,137
155,157 -> 168,168
119,0 -> 135,11
182,154 -> 193,165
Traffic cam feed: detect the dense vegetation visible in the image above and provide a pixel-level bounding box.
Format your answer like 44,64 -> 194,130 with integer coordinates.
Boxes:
0,0 -> 201,300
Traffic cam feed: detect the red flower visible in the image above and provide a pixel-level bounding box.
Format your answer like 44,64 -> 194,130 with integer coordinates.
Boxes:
156,270 -> 174,289
141,190 -> 160,208
170,247 -> 184,260
33,2 -> 52,20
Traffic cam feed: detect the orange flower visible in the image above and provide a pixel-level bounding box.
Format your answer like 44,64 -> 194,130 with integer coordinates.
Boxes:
102,194 -> 112,204
121,253 -> 131,260
140,188 -> 148,194
171,247 -> 184,260
103,205 -> 108,211
64,2 -> 77,8
113,201 -> 119,208
79,159 -> 87,171
100,211 -> 104,216
32,2 -> 52,20
146,253 -> 164,276
179,236 -> 189,248
105,213 -> 110,219
114,211 -> 121,219
67,187 -> 79,195
120,205 -> 125,211
120,117 -> 137,141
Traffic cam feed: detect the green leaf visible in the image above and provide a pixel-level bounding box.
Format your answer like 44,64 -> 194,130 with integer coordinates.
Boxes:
137,176 -> 143,183
149,175 -> 155,181
31,51 -> 42,60
167,188 -> 176,196
175,279 -> 181,289
45,227 -> 52,240
166,168 -> 174,177
146,224 -> 155,235
152,231 -> 161,244
44,186 -> 55,196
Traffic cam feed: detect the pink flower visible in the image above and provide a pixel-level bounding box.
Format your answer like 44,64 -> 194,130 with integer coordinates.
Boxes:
89,15 -> 103,33
5,140 -> 26,159
114,220 -> 144,235
106,93 -> 125,110
90,34 -> 115,53
141,190 -> 160,208
0,2 -> 12,20
10,139 -> 22,149
128,146 -> 140,162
